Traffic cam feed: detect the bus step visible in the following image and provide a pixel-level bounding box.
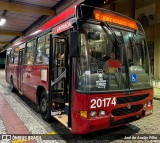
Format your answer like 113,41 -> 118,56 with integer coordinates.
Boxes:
51,110 -> 64,116
54,114 -> 69,129
19,91 -> 23,95
53,98 -> 64,103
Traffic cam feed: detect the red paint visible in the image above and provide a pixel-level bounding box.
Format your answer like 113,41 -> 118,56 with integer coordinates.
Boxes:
53,19 -> 73,35
22,65 -> 49,103
11,5 -> 77,49
71,89 -> 153,134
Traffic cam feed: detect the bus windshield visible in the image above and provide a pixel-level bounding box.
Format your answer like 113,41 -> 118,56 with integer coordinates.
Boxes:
124,31 -> 152,89
76,22 -> 152,93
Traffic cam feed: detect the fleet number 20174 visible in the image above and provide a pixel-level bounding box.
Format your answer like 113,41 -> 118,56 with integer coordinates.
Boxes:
90,97 -> 116,109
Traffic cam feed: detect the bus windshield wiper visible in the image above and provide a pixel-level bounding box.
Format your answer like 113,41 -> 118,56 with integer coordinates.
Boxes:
100,21 -> 121,45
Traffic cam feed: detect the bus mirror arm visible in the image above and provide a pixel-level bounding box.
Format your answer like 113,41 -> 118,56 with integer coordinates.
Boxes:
69,31 -> 79,58
70,18 -> 77,26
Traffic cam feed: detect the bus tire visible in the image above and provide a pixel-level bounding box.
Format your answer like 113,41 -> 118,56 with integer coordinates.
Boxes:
36,104 -> 40,113
40,90 -> 51,122
10,77 -> 15,92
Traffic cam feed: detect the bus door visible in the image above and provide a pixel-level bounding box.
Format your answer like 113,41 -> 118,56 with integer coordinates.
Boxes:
18,50 -> 24,92
51,37 -> 68,113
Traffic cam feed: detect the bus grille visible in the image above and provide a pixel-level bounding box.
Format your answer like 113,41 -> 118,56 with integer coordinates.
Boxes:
117,94 -> 149,104
111,104 -> 143,116
110,116 -> 138,126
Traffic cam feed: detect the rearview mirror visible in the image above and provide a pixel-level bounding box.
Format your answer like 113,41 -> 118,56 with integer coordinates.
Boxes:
69,31 -> 79,57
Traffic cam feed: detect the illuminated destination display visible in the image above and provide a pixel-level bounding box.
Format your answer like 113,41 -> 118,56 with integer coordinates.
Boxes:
94,9 -> 138,30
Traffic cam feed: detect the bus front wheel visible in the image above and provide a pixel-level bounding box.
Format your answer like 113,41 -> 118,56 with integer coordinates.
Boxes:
40,90 -> 51,122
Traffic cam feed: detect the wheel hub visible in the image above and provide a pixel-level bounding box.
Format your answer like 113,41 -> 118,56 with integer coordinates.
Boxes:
41,98 -> 47,113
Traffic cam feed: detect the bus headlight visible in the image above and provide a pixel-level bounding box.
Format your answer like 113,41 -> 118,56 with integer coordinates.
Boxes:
147,101 -> 152,107
144,101 -> 152,108
99,110 -> 106,116
90,111 -> 97,117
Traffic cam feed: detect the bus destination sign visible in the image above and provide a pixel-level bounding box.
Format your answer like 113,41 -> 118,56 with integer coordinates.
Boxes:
93,9 -> 138,30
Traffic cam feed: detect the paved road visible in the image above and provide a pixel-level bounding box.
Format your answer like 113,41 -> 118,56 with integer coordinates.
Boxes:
0,69 -> 160,143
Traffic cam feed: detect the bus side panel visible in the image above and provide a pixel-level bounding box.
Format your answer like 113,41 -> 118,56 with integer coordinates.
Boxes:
31,65 -> 49,97
23,65 -> 37,103
22,65 -> 49,103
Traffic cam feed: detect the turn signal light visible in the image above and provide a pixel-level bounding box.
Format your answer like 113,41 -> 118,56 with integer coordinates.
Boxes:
147,101 -> 152,107
80,111 -> 87,118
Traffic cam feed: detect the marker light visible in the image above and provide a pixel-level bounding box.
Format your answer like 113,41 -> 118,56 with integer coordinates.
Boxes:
0,18 -> 6,26
80,111 -> 87,118
99,110 -> 106,116
90,111 -> 97,117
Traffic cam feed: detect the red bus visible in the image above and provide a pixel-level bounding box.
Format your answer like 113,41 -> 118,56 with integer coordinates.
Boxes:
5,4 -> 153,134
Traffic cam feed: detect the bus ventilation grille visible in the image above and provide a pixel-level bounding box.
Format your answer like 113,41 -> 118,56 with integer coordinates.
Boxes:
116,94 -> 149,104
111,116 -> 138,126
111,104 -> 143,116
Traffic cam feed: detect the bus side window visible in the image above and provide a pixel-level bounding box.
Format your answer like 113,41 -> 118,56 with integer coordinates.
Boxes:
14,49 -> 19,64
6,54 -> 10,65
36,35 -> 45,64
6,50 -> 11,65
36,32 -> 51,64
10,50 -> 14,64
25,40 -> 36,65
45,32 -> 51,58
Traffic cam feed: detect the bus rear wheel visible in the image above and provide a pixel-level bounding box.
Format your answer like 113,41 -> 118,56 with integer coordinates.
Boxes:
40,90 -> 51,122
10,77 -> 16,92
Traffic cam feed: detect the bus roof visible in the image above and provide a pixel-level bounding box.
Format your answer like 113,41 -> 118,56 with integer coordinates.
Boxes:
9,4 -> 77,49
8,4 -> 144,51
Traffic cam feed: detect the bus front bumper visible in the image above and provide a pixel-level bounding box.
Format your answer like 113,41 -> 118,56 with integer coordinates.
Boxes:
71,106 -> 153,134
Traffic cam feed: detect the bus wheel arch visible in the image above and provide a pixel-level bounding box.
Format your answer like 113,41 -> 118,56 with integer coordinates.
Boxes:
36,85 -> 45,113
